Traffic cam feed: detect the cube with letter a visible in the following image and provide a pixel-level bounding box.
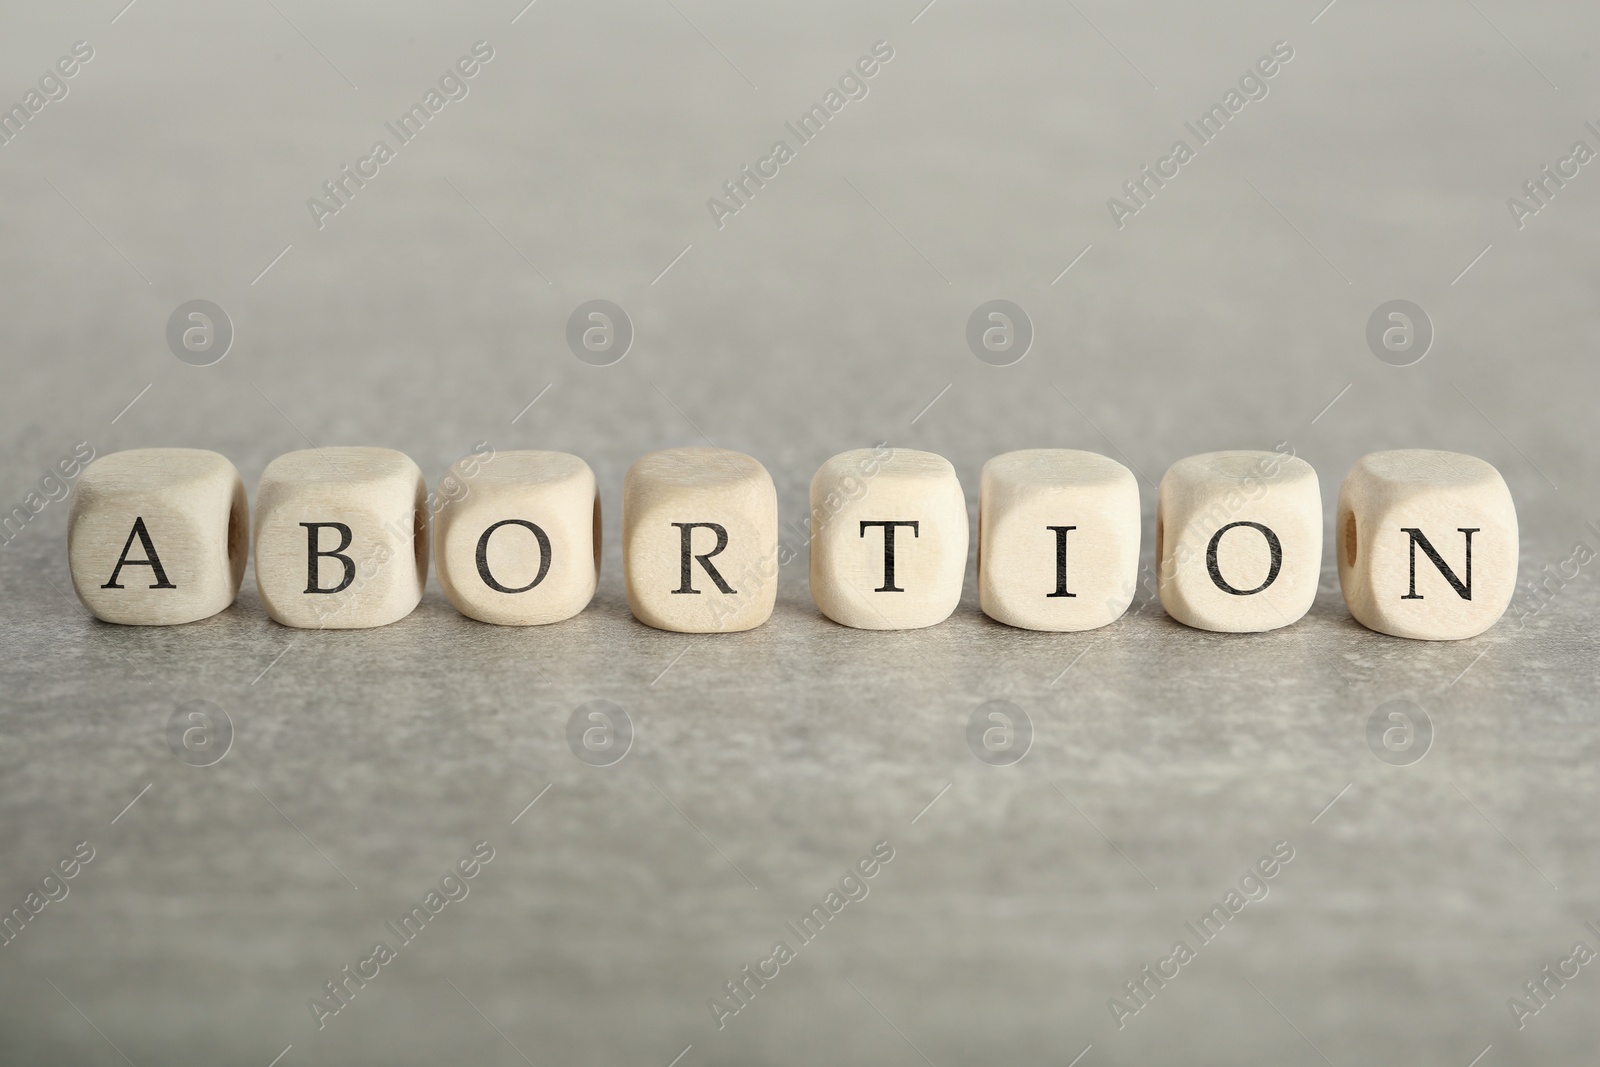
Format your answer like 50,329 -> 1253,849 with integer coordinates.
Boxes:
68,448 -> 248,625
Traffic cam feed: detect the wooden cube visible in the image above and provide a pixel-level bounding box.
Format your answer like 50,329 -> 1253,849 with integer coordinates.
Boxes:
810,447 -> 968,630
67,448 -> 247,625
254,447 -> 427,629
1337,449 -> 1517,640
1156,450 -> 1321,632
979,449 -> 1140,631
435,450 -> 599,626
622,447 -> 777,633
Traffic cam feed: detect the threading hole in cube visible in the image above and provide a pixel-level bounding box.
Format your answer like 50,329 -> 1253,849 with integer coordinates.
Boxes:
1154,518 -> 1164,564
413,506 -> 427,582
227,495 -> 247,570
591,494 -> 602,572
1343,510 -> 1357,567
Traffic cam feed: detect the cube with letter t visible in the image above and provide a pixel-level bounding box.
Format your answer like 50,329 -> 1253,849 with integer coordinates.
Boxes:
1337,449 -> 1517,640
810,447 -> 968,629
253,447 -> 428,629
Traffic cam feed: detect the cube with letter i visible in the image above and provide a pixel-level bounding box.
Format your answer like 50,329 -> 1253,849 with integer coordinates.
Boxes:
979,449 -> 1140,631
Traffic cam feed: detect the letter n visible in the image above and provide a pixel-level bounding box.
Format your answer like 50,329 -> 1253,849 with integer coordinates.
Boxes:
1401,527 -> 1477,600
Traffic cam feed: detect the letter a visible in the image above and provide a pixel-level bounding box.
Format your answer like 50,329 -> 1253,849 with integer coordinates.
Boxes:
101,517 -> 176,589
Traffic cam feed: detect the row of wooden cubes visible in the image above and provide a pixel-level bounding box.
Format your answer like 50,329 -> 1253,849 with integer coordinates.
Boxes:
67,445 -> 1517,640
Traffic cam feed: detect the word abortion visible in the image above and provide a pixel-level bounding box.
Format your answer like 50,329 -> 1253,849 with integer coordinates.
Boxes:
65,444 -> 1518,643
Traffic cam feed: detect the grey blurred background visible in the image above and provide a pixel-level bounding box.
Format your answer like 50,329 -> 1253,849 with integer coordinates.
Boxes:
1,0 -> 1597,1063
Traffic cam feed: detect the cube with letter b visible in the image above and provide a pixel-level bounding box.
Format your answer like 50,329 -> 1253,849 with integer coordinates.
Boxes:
1337,449 -> 1517,640
810,447 -> 968,629
1156,449 -> 1321,632
978,449 -> 1140,631
68,448 -> 247,625
623,447 -> 777,633
434,450 -> 599,626
254,447 -> 428,629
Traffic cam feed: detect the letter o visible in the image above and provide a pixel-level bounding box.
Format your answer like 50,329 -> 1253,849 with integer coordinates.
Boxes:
1205,521 -> 1282,595
475,520 -> 552,593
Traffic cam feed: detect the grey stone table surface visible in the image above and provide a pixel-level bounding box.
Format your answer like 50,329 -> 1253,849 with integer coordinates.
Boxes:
2,1 -> 1598,1064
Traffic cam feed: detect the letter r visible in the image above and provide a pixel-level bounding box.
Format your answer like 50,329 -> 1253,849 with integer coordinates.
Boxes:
672,522 -> 735,594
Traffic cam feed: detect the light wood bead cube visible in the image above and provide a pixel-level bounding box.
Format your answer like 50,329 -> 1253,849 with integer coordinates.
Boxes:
434,450 -> 599,626
979,449 -> 1140,631
622,447 -> 777,633
1156,450 -> 1321,633
67,448 -> 247,625
254,447 -> 427,629
1337,449 -> 1517,640
810,447 -> 968,630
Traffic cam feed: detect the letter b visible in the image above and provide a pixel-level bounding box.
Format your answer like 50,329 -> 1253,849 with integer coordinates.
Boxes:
303,522 -> 356,594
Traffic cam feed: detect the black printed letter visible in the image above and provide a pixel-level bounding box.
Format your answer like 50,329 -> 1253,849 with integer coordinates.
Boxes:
1046,525 -> 1077,598
302,522 -> 355,594
475,520 -> 551,593
1205,521 -> 1282,595
1400,527 -> 1476,600
672,522 -> 735,594
101,517 -> 176,589
860,520 -> 920,592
